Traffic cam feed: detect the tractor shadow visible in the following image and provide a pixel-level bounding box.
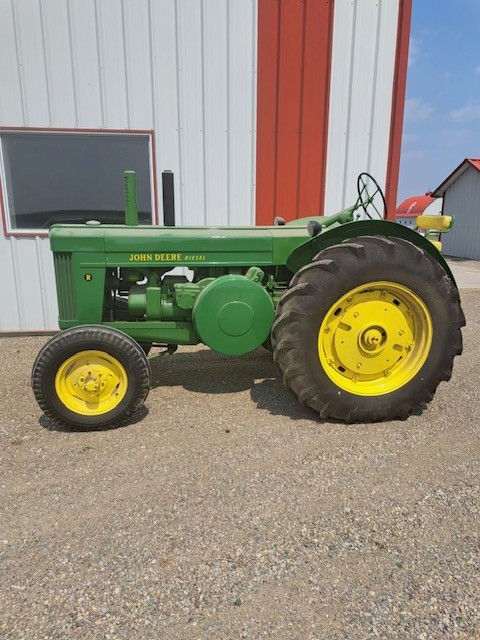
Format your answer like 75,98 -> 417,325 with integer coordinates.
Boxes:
39,405 -> 150,433
149,347 -> 319,421
149,348 -> 429,424
250,378 -> 321,421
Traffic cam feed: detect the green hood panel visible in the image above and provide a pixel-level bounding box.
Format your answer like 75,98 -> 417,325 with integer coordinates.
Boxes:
50,223 -> 312,267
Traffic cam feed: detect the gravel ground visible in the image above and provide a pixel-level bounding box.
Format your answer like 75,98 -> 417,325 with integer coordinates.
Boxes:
1,290 -> 479,640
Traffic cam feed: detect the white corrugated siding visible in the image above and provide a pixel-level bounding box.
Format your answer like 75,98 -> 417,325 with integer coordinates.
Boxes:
0,0 -> 402,332
324,0 -> 399,214
0,0 -> 258,331
442,167 -> 480,260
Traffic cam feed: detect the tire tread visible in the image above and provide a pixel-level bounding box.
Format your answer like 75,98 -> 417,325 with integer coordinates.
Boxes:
32,325 -> 151,430
272,236 -> 464,422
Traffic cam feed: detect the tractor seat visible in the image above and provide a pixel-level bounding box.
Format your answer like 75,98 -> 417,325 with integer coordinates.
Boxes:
416,215 -> 453,231
415,215 -> 455,253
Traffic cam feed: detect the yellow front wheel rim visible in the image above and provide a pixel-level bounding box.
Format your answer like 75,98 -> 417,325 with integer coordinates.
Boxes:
318,281 -> 432,396
55,350 -> 128,415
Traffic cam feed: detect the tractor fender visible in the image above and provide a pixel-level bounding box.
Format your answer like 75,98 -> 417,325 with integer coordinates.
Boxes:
286,219 -> 457,288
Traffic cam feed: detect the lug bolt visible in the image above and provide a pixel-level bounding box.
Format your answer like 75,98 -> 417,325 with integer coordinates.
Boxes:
327,357 -> 335,364
385,369 -> 392,377
356,363 -> 362,369
353,312 -> 359,318
399,330 -> 404,336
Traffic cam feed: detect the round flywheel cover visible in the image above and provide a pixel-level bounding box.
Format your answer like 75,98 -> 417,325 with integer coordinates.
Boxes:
192,275 -> 274,355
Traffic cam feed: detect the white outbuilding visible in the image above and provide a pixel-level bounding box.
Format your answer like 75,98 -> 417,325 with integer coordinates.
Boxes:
432,158 -> 480,260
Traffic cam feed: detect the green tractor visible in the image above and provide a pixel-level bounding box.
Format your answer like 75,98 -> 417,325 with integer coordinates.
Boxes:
32,173 -> 465,429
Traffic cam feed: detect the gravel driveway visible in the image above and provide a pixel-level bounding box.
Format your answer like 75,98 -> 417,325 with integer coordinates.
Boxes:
1,291 -> 478,639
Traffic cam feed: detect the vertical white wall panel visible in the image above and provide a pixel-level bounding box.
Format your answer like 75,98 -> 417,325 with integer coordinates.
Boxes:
0,236 -> 57,332
229,0 -> 257,226
203,0 -> 229,226
442,169 -> 480,260
324,0 -> 399,215
66,0 -> 104,126
0,2 -> 25,123
39,0 -> 77,126
96,0 -> 129,128
148,0 -> 183,216
10,0 -> 51,126
176,0 -> 206,225
0,237 -> 23,330
0,0 -> 258,331
122,0 -> 155,129
367,1 -> 398,189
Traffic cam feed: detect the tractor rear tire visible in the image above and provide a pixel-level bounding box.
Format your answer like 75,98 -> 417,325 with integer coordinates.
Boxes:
272,236 -> 465,422
32,325 -> 151,430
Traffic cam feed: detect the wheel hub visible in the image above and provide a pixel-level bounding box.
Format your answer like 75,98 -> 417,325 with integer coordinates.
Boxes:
77,368 -> 108,393
359,327 -> 385,352
318,282 -> 432,396
55,351 -> 128,415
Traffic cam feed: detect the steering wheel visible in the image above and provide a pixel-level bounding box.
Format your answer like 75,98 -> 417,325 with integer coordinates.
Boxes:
356,173 -> 387,220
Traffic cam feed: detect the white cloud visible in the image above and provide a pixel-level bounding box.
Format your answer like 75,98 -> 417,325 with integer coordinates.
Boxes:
404,98 -> 433,122
450,103 -> 480,122
475,65 -> 480,74
408,37 -> 420,68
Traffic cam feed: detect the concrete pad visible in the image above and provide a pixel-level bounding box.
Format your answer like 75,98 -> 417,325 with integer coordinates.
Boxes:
445,256 -> 480,289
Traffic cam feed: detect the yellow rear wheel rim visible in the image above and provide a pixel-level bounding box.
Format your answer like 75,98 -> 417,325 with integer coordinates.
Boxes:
318,281 -> 432,396
55,350 -> 128,415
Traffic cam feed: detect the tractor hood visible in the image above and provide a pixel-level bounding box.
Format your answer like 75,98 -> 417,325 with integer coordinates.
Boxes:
49,221 -> 320,268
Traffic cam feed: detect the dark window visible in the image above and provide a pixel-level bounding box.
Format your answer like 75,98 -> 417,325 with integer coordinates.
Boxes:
1,131 -> 153,230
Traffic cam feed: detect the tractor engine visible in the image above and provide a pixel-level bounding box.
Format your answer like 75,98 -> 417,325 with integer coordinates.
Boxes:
112,266 -> 276,355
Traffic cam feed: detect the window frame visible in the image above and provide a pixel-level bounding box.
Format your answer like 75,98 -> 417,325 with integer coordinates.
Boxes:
0,127 -> 159,237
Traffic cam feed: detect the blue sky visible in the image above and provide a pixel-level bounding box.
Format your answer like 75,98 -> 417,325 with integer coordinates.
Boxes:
398,0 -> 480,201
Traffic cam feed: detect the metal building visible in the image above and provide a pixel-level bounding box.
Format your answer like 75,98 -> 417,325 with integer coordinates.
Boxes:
0,0 -> 412,332
432,158 -> 480,260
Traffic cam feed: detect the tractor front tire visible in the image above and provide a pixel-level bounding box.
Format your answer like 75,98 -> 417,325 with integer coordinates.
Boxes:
32,325 -> 151,430
272,236 -> 465,422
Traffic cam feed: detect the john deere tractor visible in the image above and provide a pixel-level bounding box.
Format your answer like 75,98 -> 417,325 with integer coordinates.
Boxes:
32,173 -> 465,429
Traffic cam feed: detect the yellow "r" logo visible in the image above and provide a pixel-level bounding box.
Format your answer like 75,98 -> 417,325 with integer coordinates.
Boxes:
85,273 -> 92,281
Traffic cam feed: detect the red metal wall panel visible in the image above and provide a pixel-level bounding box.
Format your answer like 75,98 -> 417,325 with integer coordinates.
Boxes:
256,0 -> 334,224
385,0 -> 413,219
275,0 -> 304,218
298,0 -> 334,218
255,0 -> 281,220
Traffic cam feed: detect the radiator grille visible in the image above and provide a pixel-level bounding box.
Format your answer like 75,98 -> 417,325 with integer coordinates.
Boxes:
53,252 -> 77,320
